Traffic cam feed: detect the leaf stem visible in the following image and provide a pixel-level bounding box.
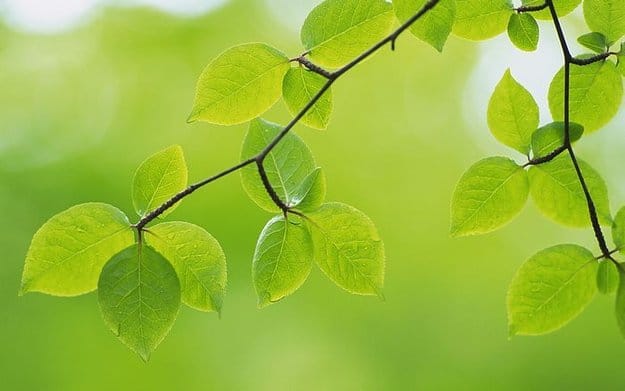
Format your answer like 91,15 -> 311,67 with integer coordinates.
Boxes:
515,3 -> 548,13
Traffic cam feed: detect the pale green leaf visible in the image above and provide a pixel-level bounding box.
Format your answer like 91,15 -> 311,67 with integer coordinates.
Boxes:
146,222 -> 227,313
487,69 -> 539,154
521,0 -> 581,20
612,206 -> 625,251
618,43 -> 625,76
508,244 -> 597,336
188,43 -> 290,125
450,157 -> 529,237
253,215 -> 313,307
393,0 -> 456,52
132,145 -> 188,218
240,118 -> 316,213
528,155 -> 611,227
300,0 -> 395,68
98,244 -> 181,362
20,203 -> 134,296
597,260 -> 619,295
507,13 -> 539,52
577,32 -> 608,54
307,202 -> 385,296
583,0 -> 625,44
282,67 -> 333,130
452,0 -> 512,41
548,61 -> 623,133
289,168 -> 326,212
530,122 -> 584,157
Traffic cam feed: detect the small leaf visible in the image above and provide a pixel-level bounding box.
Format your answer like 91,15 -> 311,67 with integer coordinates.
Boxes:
98,244 -> 181,362
577,32 -> 608,54
612,206 -> 625,251
393,0 -> 456,52
583,0 -> 625,44
450,157 -> 529,237
487,70 -> 539,154
452,0 -> 512,41
300,0 -> 394,68
548,60 -> 623,133
132,145 -> 188,218
289,168 -> 326,212
507,13 -> 539,52
146,222 -> 227,313
240,118 -> 316,213
20,203 -> 134,296
530,121 -> 584,157
528,155 -> 611,227
253,215 -> 313,307
188,43 -> 290,125
307,202 -> 385,296
507,244 -> 597,336
521,0 -> 581,20
282,67 -> 333,130
597,260 -> 619,295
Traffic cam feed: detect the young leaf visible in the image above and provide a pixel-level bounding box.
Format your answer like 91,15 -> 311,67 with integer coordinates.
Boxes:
307,202 -> 385,296
300,0 -> 394,68
520,0 -> 581,20
612,206 -> 625,251
548,61 -> 623,133
530,122 -> 584,158
507,244 -> 597,336
188,43 -> 290,125
583,0 -> 625,44
146,222 -> 227,313
240,118 -> 316,213
452,0 -> 512,41
132,145 -> 188,218
577,32 -> 608,54
253,215 -> 313,307
98,245 -> 180,362
393,0 -> 456,52
289,168 -> 326,212
528,155 -> 611,227
487,70 -> 539,154
507,13 -> 539,52
597,261 -> 619,295
20,203 -> 134,297
450,157 -> 529,237
282,68 -> 333,130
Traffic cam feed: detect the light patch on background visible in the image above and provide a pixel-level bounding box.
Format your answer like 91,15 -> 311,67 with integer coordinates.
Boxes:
264,0 -> 318,32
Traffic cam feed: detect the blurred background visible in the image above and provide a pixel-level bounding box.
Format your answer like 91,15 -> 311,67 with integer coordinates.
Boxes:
2,0 -> 625,389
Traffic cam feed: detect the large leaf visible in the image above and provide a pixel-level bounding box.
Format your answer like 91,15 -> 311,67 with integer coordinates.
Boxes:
521,0 -> 581,20
507,13 -> 539,52
393,0 -> 456,52
530,122 -> 583,158
146,222 -> 227,313
282,67 -> 333,130
20,203 -> 134,296
188,43 -> 290,125
450,157 -> 529,237
300,0 -> 395,68
307,203 -> 385,296
98,244 -> 180,362
132,145 -> 188,218
583,0 -> 625,44
452,0 -> 512,41
253,215 -> 313,307
240,118 -> 316,213
508,244 -> 597,336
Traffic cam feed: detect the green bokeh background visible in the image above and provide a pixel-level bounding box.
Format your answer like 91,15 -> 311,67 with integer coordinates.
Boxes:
2,1 -> 625,389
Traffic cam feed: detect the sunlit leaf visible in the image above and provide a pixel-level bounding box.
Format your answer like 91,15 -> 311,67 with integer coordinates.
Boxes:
452,0 -> 512,41
597,260 -> 619,295
282,67 -> 333,130
289,168 -> 326,212
577,32 -> 608,54
507,13 -> 539,52
393,0 -> 456,52
521,0 -> 581,20
612,206 -> 625,251
530,122 -> 583,158
583,0 -> 625,44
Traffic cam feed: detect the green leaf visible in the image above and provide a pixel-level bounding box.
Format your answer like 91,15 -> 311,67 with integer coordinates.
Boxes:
618,43 -> 625,76
577,32 -> 608,54
146,222 -> 227,313
300,0 -> 394,68
282,67 -> 333,130
597,260 -> 619,295
450,157 -> 529,237
188,43 -> 290,125
521,0 -> 581,20
240,118 -> 316,213
289,168 -> 326,212
307,202 -> 385,296
583,0 -> 625,44
612,206 -> 625,251
548,61 -> 623,133
507,13 -> 539,52
20,203 -> 134,296
530,121 -> 584,157
393,0 -> 456,52
253,215 -> 313,307
132,145 -> 188,218
487,69 -> 539,154
98,244 -> 180,362
507,244 -> 597,336
452,0 -> 512,41
528,155 -> 611,227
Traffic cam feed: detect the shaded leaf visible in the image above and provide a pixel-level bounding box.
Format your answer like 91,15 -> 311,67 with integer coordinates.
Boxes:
282,67 -> 333,130
530,121 -> 583,158
507,13 -> 539,52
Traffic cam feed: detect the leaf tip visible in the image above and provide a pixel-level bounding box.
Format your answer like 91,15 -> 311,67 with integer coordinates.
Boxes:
186,111 -> 200,124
